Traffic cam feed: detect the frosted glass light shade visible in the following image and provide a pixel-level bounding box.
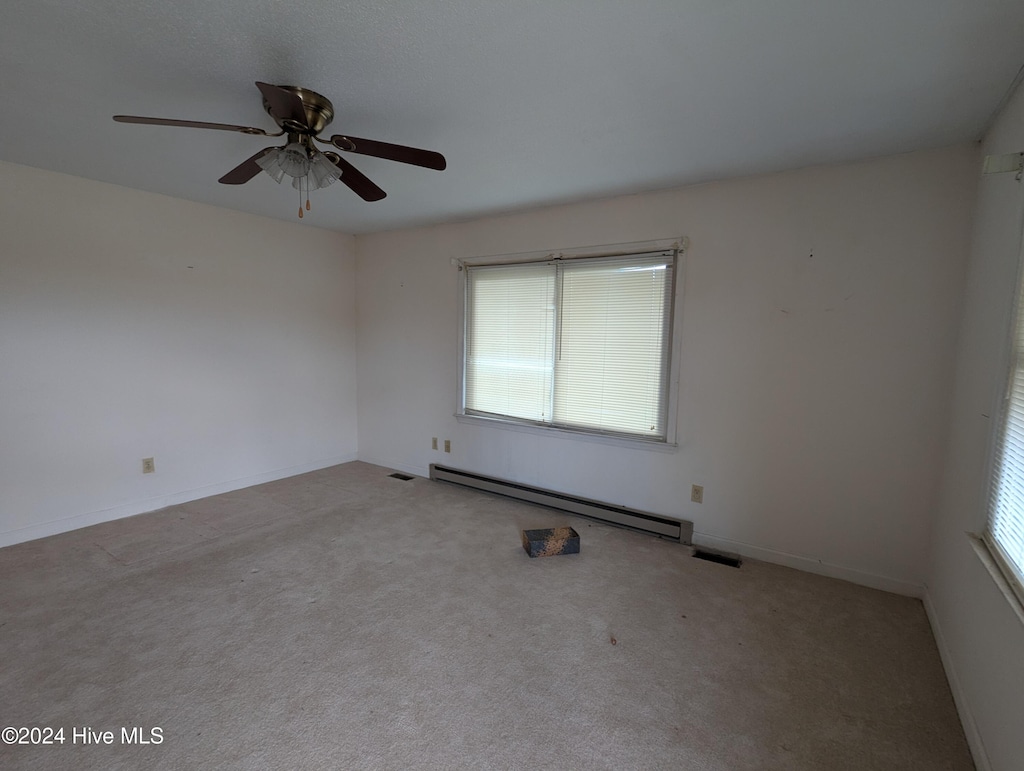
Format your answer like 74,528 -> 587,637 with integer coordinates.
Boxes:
306,151 -> 342,190
255,149 -> 286,183
257,143 -> 341,191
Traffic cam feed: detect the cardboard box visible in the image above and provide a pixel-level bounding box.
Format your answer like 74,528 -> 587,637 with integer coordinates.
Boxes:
522,527 -> 580,558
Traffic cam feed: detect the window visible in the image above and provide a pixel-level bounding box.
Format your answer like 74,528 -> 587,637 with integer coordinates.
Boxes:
460,248 -> 677,442
986,240 -> 1024,607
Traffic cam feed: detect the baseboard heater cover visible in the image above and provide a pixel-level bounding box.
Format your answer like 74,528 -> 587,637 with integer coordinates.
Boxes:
430,464 -> 692,544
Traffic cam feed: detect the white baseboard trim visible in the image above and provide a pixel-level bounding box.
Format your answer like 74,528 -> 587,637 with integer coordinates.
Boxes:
922,588 -> 991,771
691,531 -> 924,597
0,453 -> 358,549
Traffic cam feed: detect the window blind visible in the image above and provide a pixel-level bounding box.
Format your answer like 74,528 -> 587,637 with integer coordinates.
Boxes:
553,256 -> 671,436
987,262 -> 1024,602
463,251 -> 675,440
464,263 -> 555,422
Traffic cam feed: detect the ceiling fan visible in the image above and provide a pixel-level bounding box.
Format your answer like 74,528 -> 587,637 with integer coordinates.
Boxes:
114,82 -> 446,217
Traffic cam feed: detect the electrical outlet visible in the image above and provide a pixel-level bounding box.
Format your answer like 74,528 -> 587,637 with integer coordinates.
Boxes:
142,457 -> 155,474
691,484 -> 703,504
444,439 -> 451,453
432,437 -> 438,450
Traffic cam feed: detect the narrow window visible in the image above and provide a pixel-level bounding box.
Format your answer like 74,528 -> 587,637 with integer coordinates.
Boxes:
986,244 -> 1024,606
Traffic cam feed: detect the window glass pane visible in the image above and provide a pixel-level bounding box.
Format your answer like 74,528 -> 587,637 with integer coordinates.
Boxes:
465,263 -> 555,422
554,256 -> 671,437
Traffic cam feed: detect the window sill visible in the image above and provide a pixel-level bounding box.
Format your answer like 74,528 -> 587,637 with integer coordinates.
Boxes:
455,413 -> 679,453
968,533 -> 1024,628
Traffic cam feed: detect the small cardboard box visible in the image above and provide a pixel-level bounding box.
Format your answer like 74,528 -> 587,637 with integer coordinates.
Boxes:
522,527 -> 580,558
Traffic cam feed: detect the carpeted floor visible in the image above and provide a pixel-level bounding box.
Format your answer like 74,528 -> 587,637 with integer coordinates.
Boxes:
0,461 -> 973,770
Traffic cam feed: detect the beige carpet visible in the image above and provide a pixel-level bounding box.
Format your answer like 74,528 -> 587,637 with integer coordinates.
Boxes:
0,461 -> 973,770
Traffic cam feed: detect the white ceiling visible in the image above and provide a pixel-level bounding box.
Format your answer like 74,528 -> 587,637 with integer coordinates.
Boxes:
3,1 -> 1023,235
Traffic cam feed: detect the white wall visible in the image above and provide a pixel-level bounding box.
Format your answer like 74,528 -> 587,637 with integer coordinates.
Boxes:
926,80 -> 1024,770
0,161 -> 359,547
356,146 -> 977,594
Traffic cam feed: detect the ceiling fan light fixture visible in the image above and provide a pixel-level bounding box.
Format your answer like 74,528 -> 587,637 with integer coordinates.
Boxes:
256,142 -> 340,193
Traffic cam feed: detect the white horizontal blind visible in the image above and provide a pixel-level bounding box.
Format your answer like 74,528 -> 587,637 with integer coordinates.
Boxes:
464,263 -> 555,422
554,256 -> 672,437
987,254 -> 1024,600
463,250 -> 675,440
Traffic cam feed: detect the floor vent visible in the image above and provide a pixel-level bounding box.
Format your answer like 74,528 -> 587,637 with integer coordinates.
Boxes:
693,548 -> 742,568
388,472 -> 415,481
430,464 -> 692,544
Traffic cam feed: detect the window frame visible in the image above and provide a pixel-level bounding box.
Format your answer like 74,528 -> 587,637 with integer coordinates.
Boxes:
455,238 -> 685,449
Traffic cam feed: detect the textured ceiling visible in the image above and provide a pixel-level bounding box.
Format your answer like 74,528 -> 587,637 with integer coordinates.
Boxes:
3,1 -> 1024,234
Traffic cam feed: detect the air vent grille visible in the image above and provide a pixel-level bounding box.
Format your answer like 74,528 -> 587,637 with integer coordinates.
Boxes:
693,548 -> 742,568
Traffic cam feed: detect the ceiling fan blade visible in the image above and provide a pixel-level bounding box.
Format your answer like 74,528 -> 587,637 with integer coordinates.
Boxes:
218,147 -> 275,185
255,82 -> 309,130
113,115 -> 272,136
329,154 -> 387,201
330,134 -> 446,170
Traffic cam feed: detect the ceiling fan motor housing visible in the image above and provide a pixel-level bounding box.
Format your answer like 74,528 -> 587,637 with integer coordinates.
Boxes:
264,85 -> 335,134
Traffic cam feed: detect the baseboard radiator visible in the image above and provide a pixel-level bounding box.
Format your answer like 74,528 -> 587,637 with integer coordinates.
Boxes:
429,464 -> 692,544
